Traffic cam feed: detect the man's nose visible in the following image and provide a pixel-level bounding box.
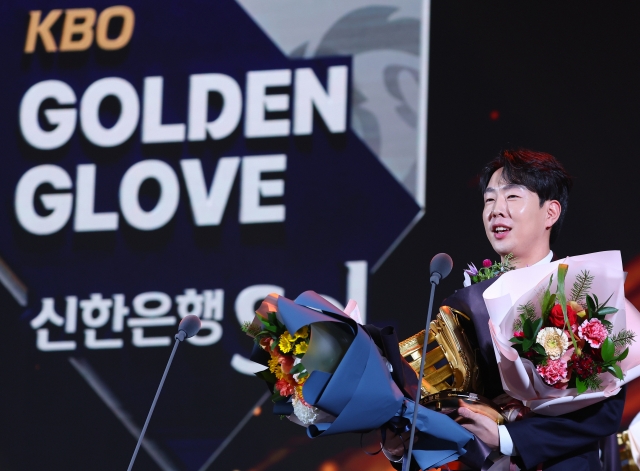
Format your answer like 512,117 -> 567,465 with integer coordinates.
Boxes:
491,196 -> 508,217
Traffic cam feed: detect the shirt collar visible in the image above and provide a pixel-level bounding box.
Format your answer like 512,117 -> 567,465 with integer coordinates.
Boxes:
531,250 -> 553,266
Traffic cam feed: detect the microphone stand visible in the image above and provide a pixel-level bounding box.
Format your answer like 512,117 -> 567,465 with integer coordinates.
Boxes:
402,255 -> 451,471
126,316 -> 201,471
126,338 -> 180,471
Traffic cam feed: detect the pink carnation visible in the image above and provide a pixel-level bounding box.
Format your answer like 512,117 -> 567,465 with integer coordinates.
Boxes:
578,318 -> 608,348
536,358 -> 568,385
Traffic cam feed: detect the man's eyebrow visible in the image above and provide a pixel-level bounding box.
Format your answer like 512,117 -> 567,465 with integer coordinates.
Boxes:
484,183 -> 523,193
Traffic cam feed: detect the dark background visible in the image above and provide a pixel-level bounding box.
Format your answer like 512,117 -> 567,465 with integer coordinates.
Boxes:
375,1 -> 640,340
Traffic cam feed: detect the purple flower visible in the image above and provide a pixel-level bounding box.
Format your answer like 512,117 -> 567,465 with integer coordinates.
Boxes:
464,263 -> 478,276
482,259 -> 492,268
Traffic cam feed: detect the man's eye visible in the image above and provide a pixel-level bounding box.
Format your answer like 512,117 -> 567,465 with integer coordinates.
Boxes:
507,194 -> 519,199
484,198 -> 494,204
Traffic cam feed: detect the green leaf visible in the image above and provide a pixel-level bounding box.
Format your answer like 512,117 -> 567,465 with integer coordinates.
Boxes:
541,275 -> 554,323
533,344 -> 547,356
576,376 -> 587,394
263,324 -> 278,333
510,337 -> 524,344
609,364 -> 624,380
271,391 -> 287,402
532,318 -> 543,339
289,363 -> 306,375
523,318 -> 533,339
255,369 -> 276,383
597,307 -> 618,316
615,347 -> 630,362
523,338 -> 534,352
586,295 -> 596,317
601,338 -> 615,362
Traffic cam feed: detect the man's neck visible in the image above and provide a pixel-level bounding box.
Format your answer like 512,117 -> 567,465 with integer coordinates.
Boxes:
503,247 -> 552,269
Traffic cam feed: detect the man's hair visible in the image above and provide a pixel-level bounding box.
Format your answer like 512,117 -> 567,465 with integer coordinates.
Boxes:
479,149 -> 573,244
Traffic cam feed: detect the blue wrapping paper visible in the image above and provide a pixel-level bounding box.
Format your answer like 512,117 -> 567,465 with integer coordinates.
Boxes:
262,290 -> 474,470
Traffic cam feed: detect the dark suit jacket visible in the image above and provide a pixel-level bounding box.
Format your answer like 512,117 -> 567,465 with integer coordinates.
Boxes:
442,277 -> 625,471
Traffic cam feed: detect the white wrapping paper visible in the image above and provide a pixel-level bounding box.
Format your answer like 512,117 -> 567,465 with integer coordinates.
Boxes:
484,251 -> 640,416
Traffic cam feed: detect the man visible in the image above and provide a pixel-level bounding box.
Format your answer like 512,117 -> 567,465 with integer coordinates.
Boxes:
384,149 -> 625,470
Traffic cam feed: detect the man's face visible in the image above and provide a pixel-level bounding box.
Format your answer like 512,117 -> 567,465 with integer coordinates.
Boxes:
483,168 -> 555,259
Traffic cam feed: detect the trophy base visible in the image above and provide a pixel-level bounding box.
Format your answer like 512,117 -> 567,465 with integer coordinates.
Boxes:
420,389 -> 506,425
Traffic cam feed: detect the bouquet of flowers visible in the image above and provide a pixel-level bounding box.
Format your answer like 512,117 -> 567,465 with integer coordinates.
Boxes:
243,290 -> 477,470
486,251 -> 640,415
508,263 -> 634,393
243,293 -> 348,425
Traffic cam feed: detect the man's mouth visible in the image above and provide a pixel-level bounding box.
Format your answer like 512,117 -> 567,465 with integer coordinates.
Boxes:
492,226 -> 511,239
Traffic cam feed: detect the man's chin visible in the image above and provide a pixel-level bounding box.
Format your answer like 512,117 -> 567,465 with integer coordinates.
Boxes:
489,240 -> 515,258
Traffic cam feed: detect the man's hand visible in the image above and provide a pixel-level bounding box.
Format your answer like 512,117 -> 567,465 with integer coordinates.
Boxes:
458,407 -> 500,450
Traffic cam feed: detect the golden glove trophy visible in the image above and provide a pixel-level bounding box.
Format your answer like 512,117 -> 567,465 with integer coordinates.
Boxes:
399,305 -> 511,424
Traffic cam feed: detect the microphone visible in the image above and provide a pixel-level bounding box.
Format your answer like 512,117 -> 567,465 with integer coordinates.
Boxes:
126,315 -> 202,471
403,254 -> 453,471
176,314 -> 202,341
429,252 -> 453,284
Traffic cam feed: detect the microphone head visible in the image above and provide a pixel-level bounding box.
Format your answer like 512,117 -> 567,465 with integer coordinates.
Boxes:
430,253 -> 453,280
178,315 -> 202,339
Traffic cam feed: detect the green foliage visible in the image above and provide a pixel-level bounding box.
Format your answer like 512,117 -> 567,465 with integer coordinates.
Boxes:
513,301 -> 537,331
612,329 -> 636,352
586,293 -> 618,322
271,390 -> 286,402
601,338 -> 614,362
289,363 -> 306,375
557,264 -> 579,352
540,275 -> 555,325
469,253 -> 517,284
576,374 -> 603,394
570,270 -> 594,305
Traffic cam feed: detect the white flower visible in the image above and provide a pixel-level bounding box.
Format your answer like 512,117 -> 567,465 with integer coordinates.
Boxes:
536,327 -> 569,360
292,396 -> 319,425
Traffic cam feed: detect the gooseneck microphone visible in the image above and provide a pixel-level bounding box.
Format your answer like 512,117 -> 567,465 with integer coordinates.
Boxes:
402,253 -> 453,471
126,315 -> 202,471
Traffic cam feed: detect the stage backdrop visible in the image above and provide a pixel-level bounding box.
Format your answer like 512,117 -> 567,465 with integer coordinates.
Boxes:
0,1 -> 429,470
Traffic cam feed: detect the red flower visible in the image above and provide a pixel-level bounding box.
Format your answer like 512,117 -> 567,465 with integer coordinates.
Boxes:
571,352 -> 597,379
275,378 -> 295,396
548,304 -> 577,328
278,355 -> 294,374
513,331 -> 525,338
482,259 -> 492,268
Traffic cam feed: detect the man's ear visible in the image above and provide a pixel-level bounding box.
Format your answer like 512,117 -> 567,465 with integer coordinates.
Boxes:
546,200 -> 561,228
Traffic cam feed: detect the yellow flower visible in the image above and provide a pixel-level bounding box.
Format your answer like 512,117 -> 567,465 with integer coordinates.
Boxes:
279,334 -> 293,353
268,356 -> 281,374
294,326 -> 309,340
294,341 -> 308,355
